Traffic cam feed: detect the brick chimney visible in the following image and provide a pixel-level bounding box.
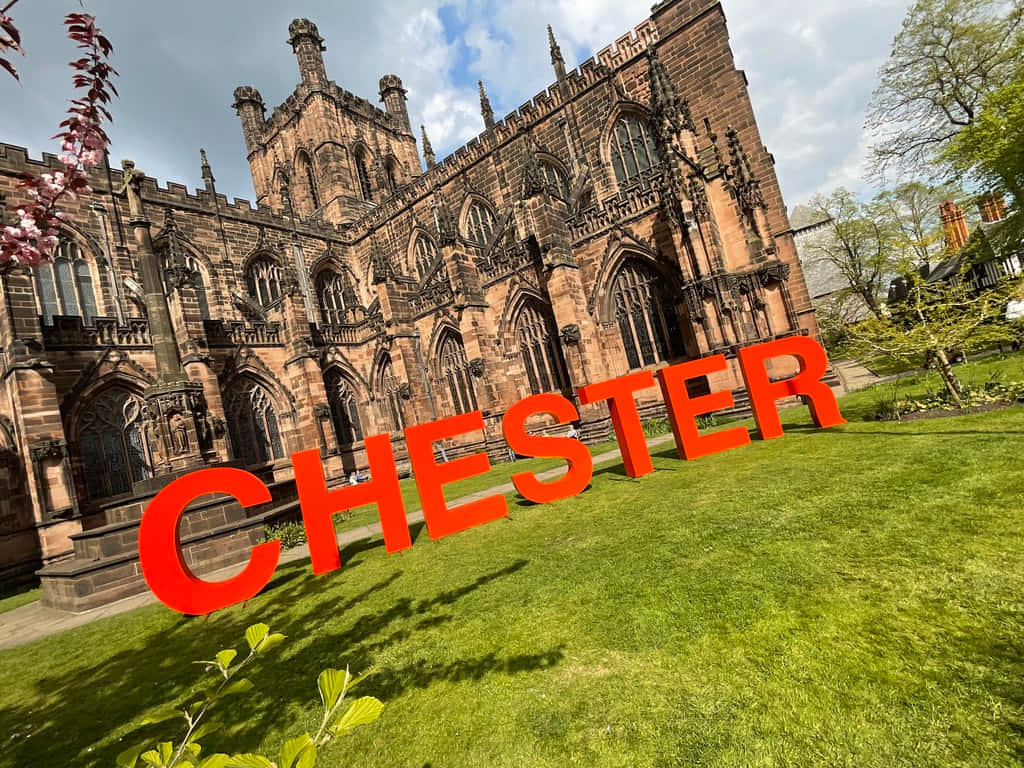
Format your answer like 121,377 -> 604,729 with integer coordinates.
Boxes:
977,191 -> 1007,223
940,200 -> 969,251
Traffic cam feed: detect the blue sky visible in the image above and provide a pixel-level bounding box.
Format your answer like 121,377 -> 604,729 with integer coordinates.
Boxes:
0,0 -> 914,209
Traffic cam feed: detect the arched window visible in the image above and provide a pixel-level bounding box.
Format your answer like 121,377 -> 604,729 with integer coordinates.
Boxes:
541,162 -> 571,200
78,387 -> 151,499
612,259 -> 682,369
354,149 -> 373,202
412,234 -> 441,280
466,200 -> 497,244
324,368 -> 363,446
224,378 -> 285,466
245,256 -> 283,307
316,270 -> 353,324
35,240 -> 100,324
438,333 -> 477,415
515,301 -> 570,395
297,152 -> 320,211
378,358 -> 405,433
609,114 -> 659,185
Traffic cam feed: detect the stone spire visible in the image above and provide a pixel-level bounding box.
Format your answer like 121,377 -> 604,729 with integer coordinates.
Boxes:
200,148 -> 215,193
725,125 -> 764,210
421,125 -> 436,169
521,131 -> 547,199
369,234 -> 394,284
432,186 -> 459,246
647,44 -> 693,133
548,25 -> 566,81
478,80 -> 495,129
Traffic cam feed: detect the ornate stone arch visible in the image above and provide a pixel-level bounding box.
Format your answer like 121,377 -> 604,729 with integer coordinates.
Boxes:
431,326 -> 478,416
322,363 -> 365,446
33,225 -> 111,324
497,283 -> 548,345
293,148 -> 321,214
535,152 -> 572,201
350,140 -> 374,201
66,377 -> 153,500
589,229 -> 664,318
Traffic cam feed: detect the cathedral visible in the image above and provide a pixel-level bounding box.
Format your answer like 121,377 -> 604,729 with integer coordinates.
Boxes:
0,0 -> 824,609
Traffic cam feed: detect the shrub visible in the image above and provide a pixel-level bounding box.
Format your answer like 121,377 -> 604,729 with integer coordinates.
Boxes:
264,521 -> 307,550
873,379 -> 1024,420
117,622 -> 382,768
641,417 -> 672,437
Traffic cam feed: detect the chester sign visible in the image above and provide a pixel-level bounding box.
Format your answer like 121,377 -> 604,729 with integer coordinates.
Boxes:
138,335 -> 845,614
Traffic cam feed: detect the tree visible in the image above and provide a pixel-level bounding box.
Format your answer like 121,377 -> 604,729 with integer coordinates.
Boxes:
845,267 -> 1019,405
943,80 -> 1024,247
806,188 -> 897,319
0,3 -> 117,267
865,0 -> 1024,180
874,181 -> 964,269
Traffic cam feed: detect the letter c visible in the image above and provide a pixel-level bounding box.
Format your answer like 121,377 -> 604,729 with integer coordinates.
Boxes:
139,468 -> 280,615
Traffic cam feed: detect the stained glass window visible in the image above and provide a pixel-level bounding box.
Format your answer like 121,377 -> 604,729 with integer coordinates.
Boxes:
438,333 -> 477,415
612,260 -> 681,368
609,115 -> 659,185
225,378 -> 285,466
324,368 -> 363,446
78,387 -> 151,499
515,302 -> 569,395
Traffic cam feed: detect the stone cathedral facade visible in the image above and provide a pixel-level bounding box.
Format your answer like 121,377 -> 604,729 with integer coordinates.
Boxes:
0,0 -> 824,608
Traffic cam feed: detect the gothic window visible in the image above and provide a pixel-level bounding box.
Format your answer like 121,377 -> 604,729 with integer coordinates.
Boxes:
466,200 -> 497,244
35,240 -> 100,324
316,270 -> 351,324
378,358 -> 405,432
224,378 -> 285,466
612,259 -> 682,369
438,333 -> 477,415
245,256 -> 283,307
78,387 -> 151,499
412,234 -> 441,281
515,301 -> 570,395
324,368 -> 363,446
541,162 -> 570,200
354,149 -> 373,202
609,114 -> 659,185
297,152 -> 320,211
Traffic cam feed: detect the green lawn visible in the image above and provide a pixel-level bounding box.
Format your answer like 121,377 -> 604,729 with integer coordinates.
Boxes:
0,584 -> 40,614
2,365 -> 1024,767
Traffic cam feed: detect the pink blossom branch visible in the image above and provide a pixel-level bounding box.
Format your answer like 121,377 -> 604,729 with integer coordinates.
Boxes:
0,9 -> 117,267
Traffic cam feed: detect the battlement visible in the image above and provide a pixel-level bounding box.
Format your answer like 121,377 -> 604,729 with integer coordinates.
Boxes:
347,13 -> 665,239
0,142 -> 351,242
258,80 -> 408,144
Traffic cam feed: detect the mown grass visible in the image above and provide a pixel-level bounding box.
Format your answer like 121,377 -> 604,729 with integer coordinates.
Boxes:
0,584 -> 40,614
1,360 -> 1023,767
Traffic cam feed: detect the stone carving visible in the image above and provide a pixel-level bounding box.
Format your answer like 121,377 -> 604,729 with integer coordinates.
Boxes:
560,324 -> 582,345
468,357 -> 485,377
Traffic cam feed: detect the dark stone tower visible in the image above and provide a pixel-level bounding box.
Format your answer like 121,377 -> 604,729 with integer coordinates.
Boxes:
379,74 -> 412,133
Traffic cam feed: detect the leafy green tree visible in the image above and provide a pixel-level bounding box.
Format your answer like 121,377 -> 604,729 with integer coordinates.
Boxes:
873,181 -> 965,268
943,80 -> 1024,243
806,188 -> 898,319
865,0 -> 1024,180
845,268 -> 1019,405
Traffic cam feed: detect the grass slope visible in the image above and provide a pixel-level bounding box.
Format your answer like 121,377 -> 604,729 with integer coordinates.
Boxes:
1,365 -> 1023,767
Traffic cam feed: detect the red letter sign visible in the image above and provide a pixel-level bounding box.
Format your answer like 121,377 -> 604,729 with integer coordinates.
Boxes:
293,433 -> 410,576
656,355 -> 751,460
577,370 -> 656,477
405,410 -> 508,539
139,468 -> 280,615
501,393 -> 593,503
738,335 -> 845,439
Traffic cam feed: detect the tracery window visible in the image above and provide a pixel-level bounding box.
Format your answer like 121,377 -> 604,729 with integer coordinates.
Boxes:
245,256 -> 283,307
466,200 -> 497,245
324,368 -> 363,446
378,358 -> 405,432
224,378 -> 285,466
438,333 -> 477,415
354,149 -> 373,202
412,234 -> 442,281
609,114 -> 659,185
541,162 -> 570,200
316,270 -> 352,324
612,259 -> 682,369
515,302 -> 569,395
35,240 -> 99,324
78,387 -> 151,499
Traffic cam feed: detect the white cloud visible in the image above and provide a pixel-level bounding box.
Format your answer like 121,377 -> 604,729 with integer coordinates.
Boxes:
0,0 -> 914,208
